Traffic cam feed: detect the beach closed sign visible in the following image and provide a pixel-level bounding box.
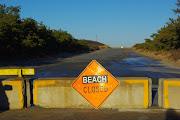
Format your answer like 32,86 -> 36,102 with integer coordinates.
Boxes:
72,60 -> 120,109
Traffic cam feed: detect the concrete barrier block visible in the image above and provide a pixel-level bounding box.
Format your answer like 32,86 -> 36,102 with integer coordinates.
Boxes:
25,78 -> 31,108
0,78 -> 30,110
102,77 -> 152,109
33,78 -> 92,108
33,77 -> 151,109
158,79 -> 163,108
158,78 -> 180,109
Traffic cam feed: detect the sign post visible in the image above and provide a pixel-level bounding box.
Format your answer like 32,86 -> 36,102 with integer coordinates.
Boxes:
72,60 -> 120,109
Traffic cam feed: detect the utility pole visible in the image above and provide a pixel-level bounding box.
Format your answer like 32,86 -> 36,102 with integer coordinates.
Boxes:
96,34 -> 98,42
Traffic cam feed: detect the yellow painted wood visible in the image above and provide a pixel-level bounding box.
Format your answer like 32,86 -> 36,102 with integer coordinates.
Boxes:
0,69 -> 34,76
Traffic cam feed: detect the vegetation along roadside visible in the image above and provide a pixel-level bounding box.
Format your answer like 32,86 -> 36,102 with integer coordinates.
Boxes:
0,4 -> 109,61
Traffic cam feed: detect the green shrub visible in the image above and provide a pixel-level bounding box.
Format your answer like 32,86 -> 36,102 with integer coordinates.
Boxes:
134,0 -> 180,51
0,4 -> 91,59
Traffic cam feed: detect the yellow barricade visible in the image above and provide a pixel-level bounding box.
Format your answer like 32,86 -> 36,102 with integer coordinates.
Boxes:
0,69 -> 34,77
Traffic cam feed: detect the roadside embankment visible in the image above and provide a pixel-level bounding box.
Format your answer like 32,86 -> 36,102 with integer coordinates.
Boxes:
133,48 -> 180,67
85,40 -> 111,50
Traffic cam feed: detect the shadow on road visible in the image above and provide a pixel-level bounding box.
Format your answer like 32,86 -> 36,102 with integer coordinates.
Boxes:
166,109 -> 180,120
0,51 -> 90,67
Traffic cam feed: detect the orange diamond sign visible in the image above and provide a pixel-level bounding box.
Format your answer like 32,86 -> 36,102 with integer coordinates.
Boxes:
72,60 -> 120,109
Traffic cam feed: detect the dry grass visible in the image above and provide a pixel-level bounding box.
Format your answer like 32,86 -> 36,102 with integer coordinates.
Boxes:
133,48 -> 180,67
168,49 -> 180,61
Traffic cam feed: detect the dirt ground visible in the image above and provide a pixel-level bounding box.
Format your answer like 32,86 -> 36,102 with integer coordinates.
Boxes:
0,108 -> 180,120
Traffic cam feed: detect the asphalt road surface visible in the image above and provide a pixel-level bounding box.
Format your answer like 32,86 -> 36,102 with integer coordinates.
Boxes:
35,48 -> 180,85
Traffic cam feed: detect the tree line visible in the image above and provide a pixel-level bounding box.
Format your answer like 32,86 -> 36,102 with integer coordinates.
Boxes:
134,0 -> 180,51
0,4 -> 90,59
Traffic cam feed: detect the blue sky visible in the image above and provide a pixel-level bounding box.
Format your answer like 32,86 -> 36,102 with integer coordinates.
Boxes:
1,0 -> 178,47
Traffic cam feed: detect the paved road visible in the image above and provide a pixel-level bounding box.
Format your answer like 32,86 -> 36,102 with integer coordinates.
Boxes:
0,108 -> 180,120
35,48 -> 180,85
